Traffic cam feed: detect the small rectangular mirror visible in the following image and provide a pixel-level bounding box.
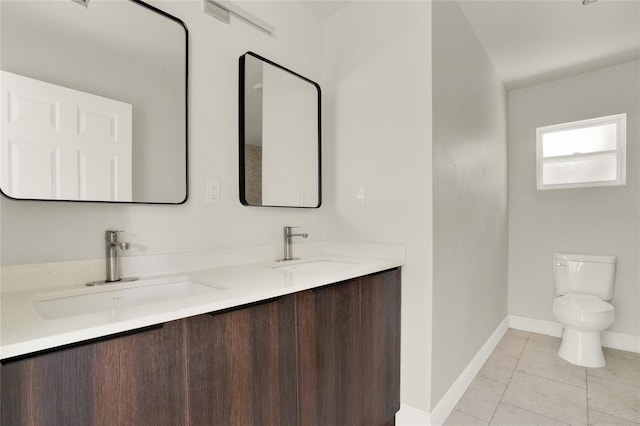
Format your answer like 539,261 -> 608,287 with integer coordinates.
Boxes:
0,0 -> 188,204
239,52 -> 321,208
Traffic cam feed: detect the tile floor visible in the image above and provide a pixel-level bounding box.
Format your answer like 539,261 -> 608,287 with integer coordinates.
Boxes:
444,329 -> 640,426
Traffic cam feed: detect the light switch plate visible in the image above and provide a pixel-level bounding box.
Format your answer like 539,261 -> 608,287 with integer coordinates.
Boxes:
206,180 -> 221,204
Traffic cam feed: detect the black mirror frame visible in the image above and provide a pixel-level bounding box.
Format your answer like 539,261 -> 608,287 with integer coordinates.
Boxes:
239,51 -> 322,209
0,0 -> 189,205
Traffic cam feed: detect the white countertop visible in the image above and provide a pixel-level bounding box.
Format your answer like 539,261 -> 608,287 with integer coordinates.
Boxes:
1,256 -> 402,360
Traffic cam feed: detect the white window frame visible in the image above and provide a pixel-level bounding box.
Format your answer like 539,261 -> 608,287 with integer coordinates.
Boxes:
536,113 -> 626,190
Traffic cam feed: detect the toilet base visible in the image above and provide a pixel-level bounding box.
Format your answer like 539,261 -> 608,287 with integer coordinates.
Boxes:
558,327 -> 606,368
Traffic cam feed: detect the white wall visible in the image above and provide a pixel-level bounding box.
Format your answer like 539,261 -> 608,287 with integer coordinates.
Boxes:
322,1 -> 433,412
508,61 -> 640,335
1,0 -> 329,265
431,0 -> 508,408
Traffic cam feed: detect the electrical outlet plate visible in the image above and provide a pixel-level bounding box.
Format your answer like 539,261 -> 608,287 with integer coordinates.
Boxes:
356,187 -> 366,207
206,180 -> 221,204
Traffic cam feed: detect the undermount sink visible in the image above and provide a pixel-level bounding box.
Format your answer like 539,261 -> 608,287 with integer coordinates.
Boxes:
274,260 -> 358,273
33,279 -> 221,320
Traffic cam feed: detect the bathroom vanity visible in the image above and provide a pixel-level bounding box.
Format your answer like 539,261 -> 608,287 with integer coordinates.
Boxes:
0,258 -> 401,426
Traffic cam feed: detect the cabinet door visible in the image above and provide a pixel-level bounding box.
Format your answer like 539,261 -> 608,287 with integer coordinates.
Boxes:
1,339 -> 96,425
296,279 -> 362,426
361,269 -> 401,425
0,320 -> 187,426
185,295 -> 298,426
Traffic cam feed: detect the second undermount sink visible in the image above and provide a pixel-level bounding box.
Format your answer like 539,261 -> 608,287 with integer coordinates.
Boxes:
274,260 -> 358,274
33,279 -> 222,320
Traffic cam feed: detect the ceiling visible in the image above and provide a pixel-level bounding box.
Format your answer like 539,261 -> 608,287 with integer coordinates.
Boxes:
300,0 -> 639,90
457,0 -> 640,89
300,0 -> 353,18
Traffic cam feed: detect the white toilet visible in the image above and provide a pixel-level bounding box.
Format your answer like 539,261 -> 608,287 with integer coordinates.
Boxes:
552,253 -> 616,368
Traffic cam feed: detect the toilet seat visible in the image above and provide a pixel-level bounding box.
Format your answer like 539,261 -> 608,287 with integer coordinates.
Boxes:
553,293 -> 614,327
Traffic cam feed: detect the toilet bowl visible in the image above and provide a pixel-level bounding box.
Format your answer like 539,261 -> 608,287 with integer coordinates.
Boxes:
552,253 -> 616,368
553,293 -> 614,368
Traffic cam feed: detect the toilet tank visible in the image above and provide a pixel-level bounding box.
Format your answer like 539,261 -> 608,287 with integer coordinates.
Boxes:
553,253 -> 616,300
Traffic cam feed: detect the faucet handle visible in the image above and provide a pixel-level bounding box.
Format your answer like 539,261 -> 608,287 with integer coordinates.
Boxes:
105,230 -> 125,243
284,226 -> 308,239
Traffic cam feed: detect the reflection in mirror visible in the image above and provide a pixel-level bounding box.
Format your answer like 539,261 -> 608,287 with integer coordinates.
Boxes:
0,0 -> 188,204
240,52 -> 321,208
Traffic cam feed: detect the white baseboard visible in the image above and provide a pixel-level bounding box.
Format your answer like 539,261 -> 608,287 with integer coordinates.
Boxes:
396,403 -> 431,426
508,315 -> 640,353
411,315 -> 639,426
507,315 -> 562,338
601,329 -> 640,353
428,317 -> 509,426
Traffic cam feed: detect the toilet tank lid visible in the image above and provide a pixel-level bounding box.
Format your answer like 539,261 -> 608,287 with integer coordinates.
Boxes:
554,253 -> 616,263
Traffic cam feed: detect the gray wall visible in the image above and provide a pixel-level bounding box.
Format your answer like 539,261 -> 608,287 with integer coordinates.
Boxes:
431,1 -> 508,407
508,61 -> 640,335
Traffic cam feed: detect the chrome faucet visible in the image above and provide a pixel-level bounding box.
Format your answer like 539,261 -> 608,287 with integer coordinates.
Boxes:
86,230 -> 138,286
280,226 -> 308,261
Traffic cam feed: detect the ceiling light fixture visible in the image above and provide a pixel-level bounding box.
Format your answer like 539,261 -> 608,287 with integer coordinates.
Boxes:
204,0 -> 274,36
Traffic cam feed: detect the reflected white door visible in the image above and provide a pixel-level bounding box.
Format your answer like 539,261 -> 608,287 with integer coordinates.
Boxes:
0,70 -> 133,201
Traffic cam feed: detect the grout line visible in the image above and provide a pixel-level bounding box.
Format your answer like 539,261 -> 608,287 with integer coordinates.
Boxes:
512,333 -> 530,372
587,372 -> 640,388
585,366 -> 590,426
450,409 -> 488,425
588,358 -> 640,389
464,328 -> 638,426
589,407 -> 640,425
517,369 -> 587,391
512,336 -> 589,390
508,335 -> 589,426
498,402 -> 574,426
487,332 -> 531,424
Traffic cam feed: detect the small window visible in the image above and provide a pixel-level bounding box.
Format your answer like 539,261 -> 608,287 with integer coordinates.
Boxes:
536,114 -> 626,190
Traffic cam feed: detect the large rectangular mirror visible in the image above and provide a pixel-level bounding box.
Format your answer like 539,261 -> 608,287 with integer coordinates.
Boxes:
0,0 -> 188,204
239,52 -> 321,208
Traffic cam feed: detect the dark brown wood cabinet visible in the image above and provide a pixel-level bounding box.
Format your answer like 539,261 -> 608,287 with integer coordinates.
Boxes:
1,268 -> 400,426
361,269 -> 401,425
185,296 -> 298,426
296,268 -> 401,426
297,278 -> 362,425
1,320 -> 187,426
